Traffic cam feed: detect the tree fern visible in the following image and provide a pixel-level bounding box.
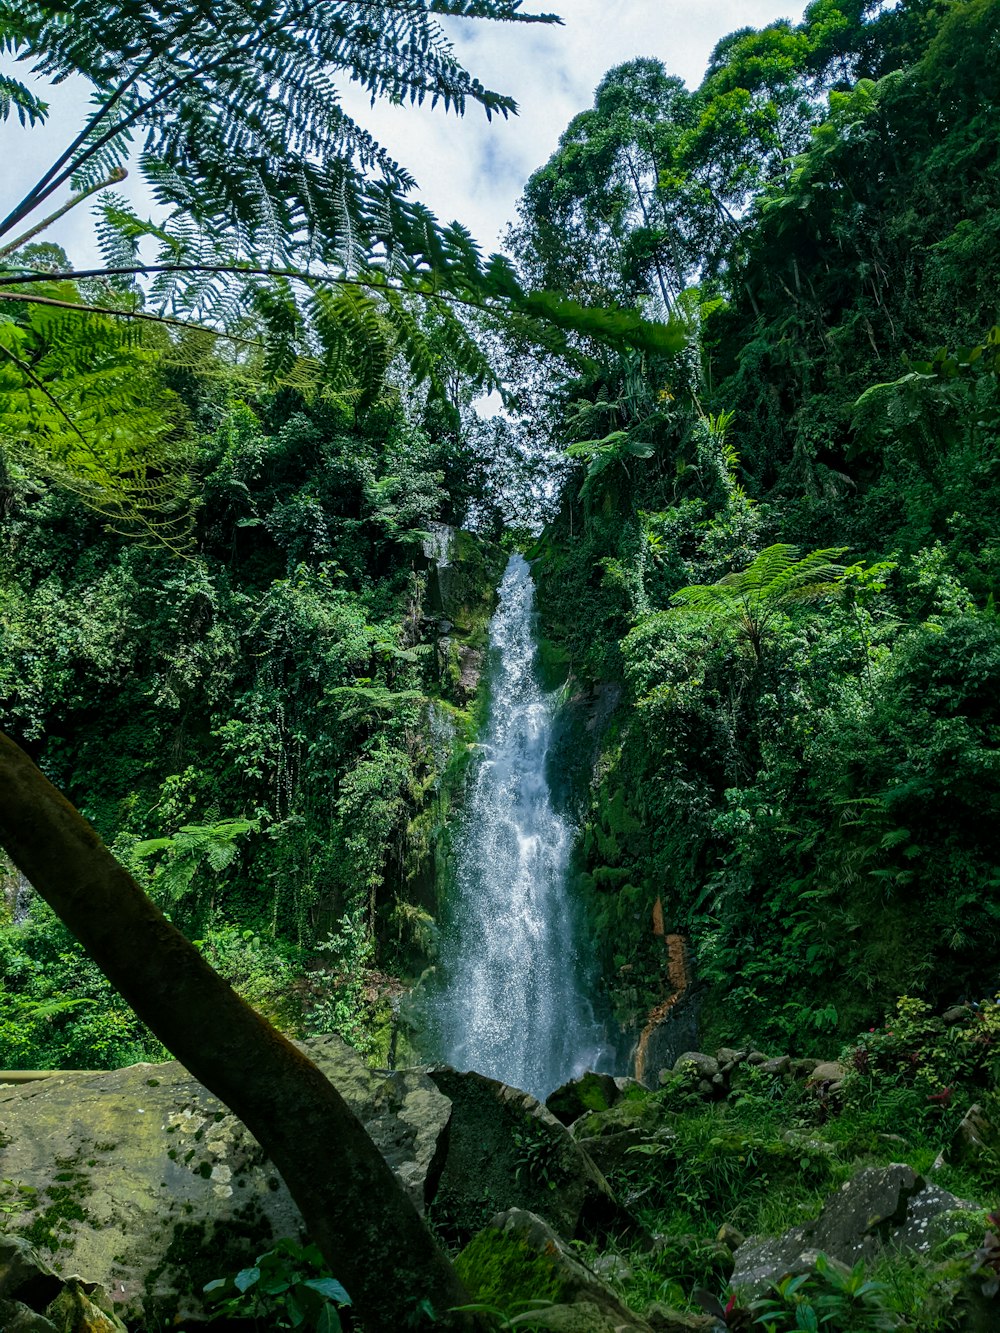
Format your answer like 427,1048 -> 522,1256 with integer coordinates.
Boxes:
0,267 -> 194,548
670,543 -> 849,662
134,814 -> 260,909
0,1 -> 686,537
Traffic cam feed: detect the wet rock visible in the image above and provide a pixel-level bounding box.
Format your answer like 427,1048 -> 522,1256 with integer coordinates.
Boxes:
745,1051 -> 768,1066
455,1209 -> 652,1330
546,1072 -> 623,1127
731,1163 -> 980,1297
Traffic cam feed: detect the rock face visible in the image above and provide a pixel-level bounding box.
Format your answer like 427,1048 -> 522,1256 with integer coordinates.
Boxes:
731,1163 -> 980,1297
0,1039 -> 619,1323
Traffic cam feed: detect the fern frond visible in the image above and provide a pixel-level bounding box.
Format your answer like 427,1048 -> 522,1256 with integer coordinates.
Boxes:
0,71 -> 47,124
670,543 -> 849,659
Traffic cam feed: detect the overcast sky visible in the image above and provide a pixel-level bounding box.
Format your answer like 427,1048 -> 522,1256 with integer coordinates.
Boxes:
3,1 -> 807,267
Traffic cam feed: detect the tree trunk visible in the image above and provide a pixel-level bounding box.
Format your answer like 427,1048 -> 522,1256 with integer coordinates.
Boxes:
0,731 -> 477,1332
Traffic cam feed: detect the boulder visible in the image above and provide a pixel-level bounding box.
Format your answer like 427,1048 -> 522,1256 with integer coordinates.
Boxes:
527,1301 -> 647,1332
426,1066 -> 622,1245
672,1053 -> 719,1081
546,1072 -> 624,1127
590,1253 -> 633,1284
942,1006 -> 972,1026
790,1058 -> 821,1080
759,1056 -> 791,1077
0,1036 -> 455,1321
570,1093 -> 671,1176
455,1208 -> 652,1331
570,1093 -> 665,1144
807,1061 -> 845,1086
715,1049 -> 746,1068
731,1163 -> 980,1297
0,1038 -> 624,1322
716,1223 -> 745,1253
645,1306 -> 722,1332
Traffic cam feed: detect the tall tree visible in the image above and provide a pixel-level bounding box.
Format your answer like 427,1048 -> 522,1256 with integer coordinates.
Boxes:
510,59 -> 700,309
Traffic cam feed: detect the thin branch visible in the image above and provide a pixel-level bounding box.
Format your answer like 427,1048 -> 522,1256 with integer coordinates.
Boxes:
0,169 -> 128,260
0,261 -> 502,319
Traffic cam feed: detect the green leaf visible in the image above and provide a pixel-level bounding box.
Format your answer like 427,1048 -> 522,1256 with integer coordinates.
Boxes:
303,1277 -> 352,1306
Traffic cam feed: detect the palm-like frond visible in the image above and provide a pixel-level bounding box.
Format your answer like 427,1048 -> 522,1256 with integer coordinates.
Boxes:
0,277 -> 193,549
670,543 -> 848,660
0,1 -> 550,257
0,70 -> 46,124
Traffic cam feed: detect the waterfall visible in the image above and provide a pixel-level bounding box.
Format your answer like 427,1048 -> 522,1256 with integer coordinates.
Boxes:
432,553 -> 607,1098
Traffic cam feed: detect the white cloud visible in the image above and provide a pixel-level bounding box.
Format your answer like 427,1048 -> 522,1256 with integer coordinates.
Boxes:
2,1 -> 806,266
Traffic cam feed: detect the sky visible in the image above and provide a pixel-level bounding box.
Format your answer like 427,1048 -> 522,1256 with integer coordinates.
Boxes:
2,1 -> 808,267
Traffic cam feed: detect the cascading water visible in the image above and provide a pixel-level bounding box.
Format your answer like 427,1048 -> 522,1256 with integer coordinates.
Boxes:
431,553 -> 607,1099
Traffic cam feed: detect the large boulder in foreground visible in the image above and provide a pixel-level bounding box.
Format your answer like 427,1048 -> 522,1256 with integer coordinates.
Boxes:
426,1067 -> 625,1246
731,1163 -> 981,1297
0,1041 -> 621,1322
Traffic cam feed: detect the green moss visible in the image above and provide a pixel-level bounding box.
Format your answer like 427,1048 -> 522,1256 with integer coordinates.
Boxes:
454,1229 -> 570,1308
17,1178 -> 92,1254
536,636 -> 570,692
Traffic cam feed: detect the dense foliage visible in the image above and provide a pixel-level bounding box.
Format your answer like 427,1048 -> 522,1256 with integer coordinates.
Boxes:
519,0 -> 1000,1050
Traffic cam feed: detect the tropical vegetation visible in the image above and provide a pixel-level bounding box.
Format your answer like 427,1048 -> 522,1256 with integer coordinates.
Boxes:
2,0 -> 1000,1328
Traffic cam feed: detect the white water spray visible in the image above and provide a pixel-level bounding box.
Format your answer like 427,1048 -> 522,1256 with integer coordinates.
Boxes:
432,554 -> 607,1098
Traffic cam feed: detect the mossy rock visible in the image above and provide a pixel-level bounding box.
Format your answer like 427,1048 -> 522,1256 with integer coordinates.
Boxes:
546,1073 -> 623,1127
570,1094 -> 664,1143
455,1227 -> 572,1308
455,1209 -> 652,1331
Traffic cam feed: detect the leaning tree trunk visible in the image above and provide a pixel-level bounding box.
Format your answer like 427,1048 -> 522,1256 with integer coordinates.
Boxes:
0,731 -> 478,1332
